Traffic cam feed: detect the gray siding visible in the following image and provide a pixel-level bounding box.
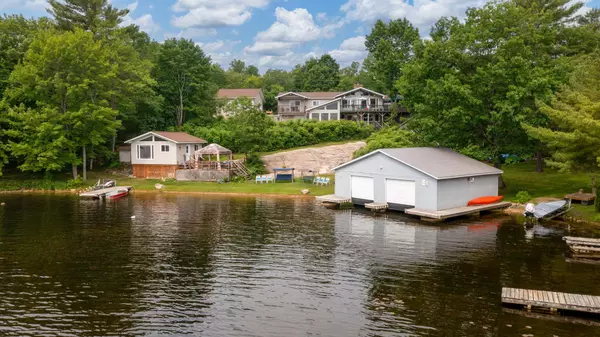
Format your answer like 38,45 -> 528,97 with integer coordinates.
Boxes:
334,152 -> 438,211
437,175 -> 500,210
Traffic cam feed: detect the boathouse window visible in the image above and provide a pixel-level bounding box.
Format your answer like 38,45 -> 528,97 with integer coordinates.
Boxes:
467,177 -> 475,183
138,145 -> 153,159
161,145 -> 169,152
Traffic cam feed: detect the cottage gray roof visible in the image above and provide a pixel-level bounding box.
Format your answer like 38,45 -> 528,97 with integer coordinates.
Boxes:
334,147 -> 503,180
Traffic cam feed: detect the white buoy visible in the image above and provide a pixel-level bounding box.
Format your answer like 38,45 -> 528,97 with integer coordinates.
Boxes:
131,215 -> 136,219
0,202 -> 5,206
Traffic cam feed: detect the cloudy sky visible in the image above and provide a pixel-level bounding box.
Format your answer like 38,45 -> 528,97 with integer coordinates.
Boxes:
2,0 -> 599,71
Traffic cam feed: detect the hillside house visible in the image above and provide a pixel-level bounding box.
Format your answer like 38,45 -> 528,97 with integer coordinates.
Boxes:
276,86 -> 395,127
217,88 -> 265,117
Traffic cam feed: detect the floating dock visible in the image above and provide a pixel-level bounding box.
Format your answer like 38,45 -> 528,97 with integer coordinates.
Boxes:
79,186 -> 133,199
564,236 -> 600,259
316,195 -> 351,204
502,287 -> 600,314
365,202 -> 388,212
405,202 -> 511,220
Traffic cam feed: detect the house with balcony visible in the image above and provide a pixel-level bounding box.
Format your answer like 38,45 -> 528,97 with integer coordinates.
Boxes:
217,88 -> 265,117
275,86 -> 392,127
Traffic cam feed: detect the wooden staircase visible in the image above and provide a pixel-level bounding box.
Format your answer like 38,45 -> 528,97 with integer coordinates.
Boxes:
231,160 -> 251,178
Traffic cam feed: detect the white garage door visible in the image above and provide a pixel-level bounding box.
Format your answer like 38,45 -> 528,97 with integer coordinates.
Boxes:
351,176 -> 374,201
385,179 -> 416,206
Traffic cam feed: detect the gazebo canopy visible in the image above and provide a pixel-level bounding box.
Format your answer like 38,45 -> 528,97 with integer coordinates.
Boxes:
195,143 -> 232,156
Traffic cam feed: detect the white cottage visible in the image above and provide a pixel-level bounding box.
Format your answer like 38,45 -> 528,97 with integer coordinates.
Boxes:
124,131 -> 207,179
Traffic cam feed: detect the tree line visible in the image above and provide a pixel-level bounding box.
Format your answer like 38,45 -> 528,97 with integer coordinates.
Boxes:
0,0 -> 371,181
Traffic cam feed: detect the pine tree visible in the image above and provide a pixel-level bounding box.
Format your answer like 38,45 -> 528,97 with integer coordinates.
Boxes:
47,0 -> 128,35
524,55 -> 600,191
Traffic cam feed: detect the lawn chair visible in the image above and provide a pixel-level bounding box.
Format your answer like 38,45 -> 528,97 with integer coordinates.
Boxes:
314,177 -> 322,185
255,175 -> 265,184
322,177 -> 331,186
265,176 -> 274,184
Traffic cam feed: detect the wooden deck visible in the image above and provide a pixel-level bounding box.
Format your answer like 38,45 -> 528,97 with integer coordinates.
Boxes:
316,195 -> 351,204
565,192 -> 595,205
405,202 -> 511,220
365,202 -> 388,212
80,186 -> 133,199
502,287 -> 600,314
564,236 -> 600,258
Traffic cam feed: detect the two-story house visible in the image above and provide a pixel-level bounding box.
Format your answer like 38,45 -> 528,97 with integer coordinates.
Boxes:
275,86 -> 391,126
217,88 -> 265,117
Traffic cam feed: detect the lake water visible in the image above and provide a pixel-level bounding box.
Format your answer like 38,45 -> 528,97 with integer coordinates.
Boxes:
1,194 -> 599,336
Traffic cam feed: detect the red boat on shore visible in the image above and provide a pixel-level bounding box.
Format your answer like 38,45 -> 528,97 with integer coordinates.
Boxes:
467,196 -> 503,206
106,188 -> 130,200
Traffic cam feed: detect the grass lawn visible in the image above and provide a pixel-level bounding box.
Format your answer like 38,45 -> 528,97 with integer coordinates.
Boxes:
501,161 -> 593,201
88,171 -> 334,196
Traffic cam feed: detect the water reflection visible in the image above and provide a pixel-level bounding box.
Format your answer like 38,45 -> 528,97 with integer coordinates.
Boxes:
0,194 -> 599,336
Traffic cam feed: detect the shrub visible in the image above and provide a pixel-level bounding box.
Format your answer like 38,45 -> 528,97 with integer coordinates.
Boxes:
595,187 -> 600,212
245,152 -> 268,176
515,191 -> 532,204
354,126 -> 415,157
66,176 -> 84,189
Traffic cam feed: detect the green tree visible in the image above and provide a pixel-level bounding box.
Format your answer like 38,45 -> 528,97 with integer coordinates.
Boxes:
264,84 -> 284,112
245,65 -> 259,76
47,0 -> 129,36
398,0 -> 584,183
524,55 -> 600,191
228,98 -> 275,154
263,69 -> 293,90
5,29 -> 120,180
229,59 -> 246,73
0,15 -> 51,97
155,38 -> 214,127
293,55 -> 340,91
365,18 -> 421,96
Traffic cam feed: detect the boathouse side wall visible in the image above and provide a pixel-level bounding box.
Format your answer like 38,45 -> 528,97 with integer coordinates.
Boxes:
437,175 -> 500,210
334,152 -> 438,211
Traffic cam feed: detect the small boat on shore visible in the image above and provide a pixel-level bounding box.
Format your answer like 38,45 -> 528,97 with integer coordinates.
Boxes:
467,196 -> 504,206
106,188 -> 129,200
524,200 -> 570,220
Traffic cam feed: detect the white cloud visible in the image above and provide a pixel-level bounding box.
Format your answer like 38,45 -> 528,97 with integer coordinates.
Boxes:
340,0 -> 487,34
171,0 -> 270,28
121,1 -> 160,34
328,36 -> 367,65
165,28 -> 218,40
245,7 -> 343,56
197,40 -> 241,53
316,12 -> 328,22
0,0 -> 46,10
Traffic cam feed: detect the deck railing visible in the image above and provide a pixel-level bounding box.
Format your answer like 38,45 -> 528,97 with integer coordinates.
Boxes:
340,104 -> 389,112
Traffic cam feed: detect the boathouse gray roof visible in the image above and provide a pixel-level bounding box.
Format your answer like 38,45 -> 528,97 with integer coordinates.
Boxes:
333,147 -> 503,180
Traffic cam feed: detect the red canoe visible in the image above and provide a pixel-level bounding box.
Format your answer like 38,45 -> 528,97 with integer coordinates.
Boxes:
467,196 -> 503,206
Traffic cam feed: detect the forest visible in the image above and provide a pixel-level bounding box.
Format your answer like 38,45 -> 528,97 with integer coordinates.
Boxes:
1,0 -> 600,186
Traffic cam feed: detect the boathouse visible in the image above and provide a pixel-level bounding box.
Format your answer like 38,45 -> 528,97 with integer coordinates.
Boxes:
332,148 -> 503,212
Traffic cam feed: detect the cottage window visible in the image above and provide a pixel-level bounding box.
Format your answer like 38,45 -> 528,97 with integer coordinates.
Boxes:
321,113 -> 329,121
330,113 -> 338,120
194,145 -> 199,151
311,113 -> 319,120
138,145 -> 153,159
370,98 -> 377,105
313,101 -> 320,106
161,145 -> 169,152
140,136 -> 153,142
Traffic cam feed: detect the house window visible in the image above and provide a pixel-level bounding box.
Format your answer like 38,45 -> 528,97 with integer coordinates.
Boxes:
140,136 -> 153,142
194,145 -> 199,151
311,113 -> 319,120
313,101 -> 320,106
330,113 -> 338,120
370,98 -> 377,105
161,145 -> 170,152
321,113 -> 329,121
138,145 -> 153,159
342,99 -> 349,107
326,102 -> 338,110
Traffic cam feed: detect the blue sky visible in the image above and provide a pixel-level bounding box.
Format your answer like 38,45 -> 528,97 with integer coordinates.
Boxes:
2,0 -> 599,71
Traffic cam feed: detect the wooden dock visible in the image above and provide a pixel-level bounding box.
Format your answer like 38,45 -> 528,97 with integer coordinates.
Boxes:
365,202 -> 388,213
405,202 -> 511,220
564,236 -> 600,259
316,195 -> 351,204
79,186 -> 133,199
502,287 -> 600,314
565,191 -> 595,206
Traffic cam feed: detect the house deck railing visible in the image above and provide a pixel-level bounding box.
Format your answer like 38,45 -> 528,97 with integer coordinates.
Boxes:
340,104 -> 389,113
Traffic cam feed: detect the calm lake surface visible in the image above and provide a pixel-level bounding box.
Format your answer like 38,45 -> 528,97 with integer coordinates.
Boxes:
1,194 -> 599,336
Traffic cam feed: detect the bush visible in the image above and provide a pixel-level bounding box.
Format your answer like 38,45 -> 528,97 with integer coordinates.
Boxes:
515,191 -> 532,204
354,126 -> 415,157
595,188 -> 600,212
185,119 -> 373,154
66,176 -> 84,189
245,152 -> 268,176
